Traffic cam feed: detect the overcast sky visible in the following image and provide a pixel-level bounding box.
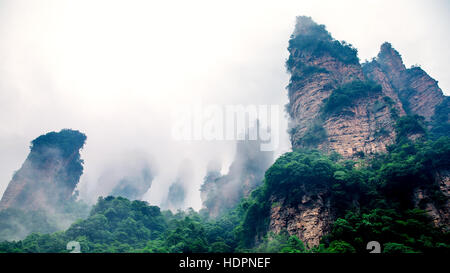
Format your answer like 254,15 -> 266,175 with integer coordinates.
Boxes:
0,0 -> 449,210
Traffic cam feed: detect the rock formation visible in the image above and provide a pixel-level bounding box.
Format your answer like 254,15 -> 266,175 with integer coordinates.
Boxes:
109,166 -> 153,201
161,159 -> 194,210
269,16 -> 449,247
200,137 -> 273,218
413,169 -> 450,231
0,129 -> 86,212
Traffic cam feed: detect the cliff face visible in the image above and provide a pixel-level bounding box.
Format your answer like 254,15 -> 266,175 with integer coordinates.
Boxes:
109,165 -> 153,201
286,17 -> 402,158
200,138 -> 273,218
413,169 -> 450,231
269,16 -> 449,247
287,18 -> 447,158
160,159 -> 194,210
366,43 -> 445,121
269,186 -> 334,248
0,129 -> 86,212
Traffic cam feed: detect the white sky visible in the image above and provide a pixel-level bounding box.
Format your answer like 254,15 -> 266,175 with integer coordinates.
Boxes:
0,0 -> 449,210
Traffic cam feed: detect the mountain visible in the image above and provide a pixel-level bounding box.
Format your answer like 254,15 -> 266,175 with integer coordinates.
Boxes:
109,166 -> 153,201
268,16 -> 450,247
200,137 -> 273,218
0,129 -> 90,241
0,129 -> 86,211
364,43 -> 445,122
0,16 -> 448,253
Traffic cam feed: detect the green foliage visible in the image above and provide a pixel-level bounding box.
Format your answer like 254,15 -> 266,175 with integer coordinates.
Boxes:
253,231 -> 306,253
323,81 -> 382,114
325,240 -> 356,253
30,129 -> 86,158
288,27 -> 359,66
383,96 -> 395,106
286,63 -> 329,94
10,129 -> 88,215
374,127 -> 390,139
395,115 -> 426,142
296,121 -> 328,147
383,242 -> 418,253
1,136 -> 449,254
264,150 -> 335,201
286,61 -> 328,78
323,209 -> 449,253
165,182 -> 186,208
376,137 -> 450,208
238,135 -> 450,252
430,97 -> 450,140
29,129 -> 86,185
0,209 -> 59,242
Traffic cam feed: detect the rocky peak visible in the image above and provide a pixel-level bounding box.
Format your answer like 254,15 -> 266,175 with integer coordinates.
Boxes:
200,137 -> 273,218
0,129 -> 86,212
292,16 -> 332,41
271,17 -> 450,248
369,43 -> 445,120
287,17 -> 396,158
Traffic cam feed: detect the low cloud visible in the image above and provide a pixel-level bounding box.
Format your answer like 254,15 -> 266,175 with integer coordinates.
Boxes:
0,0 -> 448,210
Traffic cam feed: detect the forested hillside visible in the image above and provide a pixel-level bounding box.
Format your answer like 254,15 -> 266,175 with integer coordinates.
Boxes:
0,16 -> 449,254
1,131 -> 449,253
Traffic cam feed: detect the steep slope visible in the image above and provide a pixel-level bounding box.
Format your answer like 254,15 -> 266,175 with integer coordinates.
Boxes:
109,166 -> 153,201
286,17 -> 399,158
270,16 -> 450,248
0,129 -> 86,212
364,43 -> 445,121
161,159 -> 194,210
200,138 -> 273,218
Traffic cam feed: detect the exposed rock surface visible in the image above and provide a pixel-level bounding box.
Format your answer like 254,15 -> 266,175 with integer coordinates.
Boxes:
319,98 -> 396,157
269,16 -> 449,247
366,43 -> 445,120
269,188 -> 334,248
414,170 -> 450,231
109,166 -> 153,201
0,129 -> 86,212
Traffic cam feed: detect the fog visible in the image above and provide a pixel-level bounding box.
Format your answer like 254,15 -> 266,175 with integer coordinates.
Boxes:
0,0 -> 449,210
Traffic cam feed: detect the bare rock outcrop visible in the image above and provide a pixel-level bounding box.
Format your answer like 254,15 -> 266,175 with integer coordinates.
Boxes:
414,170 -> 450,230
0,129 -> 86,212
287,17 -> 399,158
269,188 -> 334,248
365,42 -> 445,121
200,137 -> 273,218
268,16 -> 449,248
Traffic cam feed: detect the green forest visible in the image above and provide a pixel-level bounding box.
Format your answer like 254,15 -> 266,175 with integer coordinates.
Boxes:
1,117 -> 449,253
0,16 -> 449,254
